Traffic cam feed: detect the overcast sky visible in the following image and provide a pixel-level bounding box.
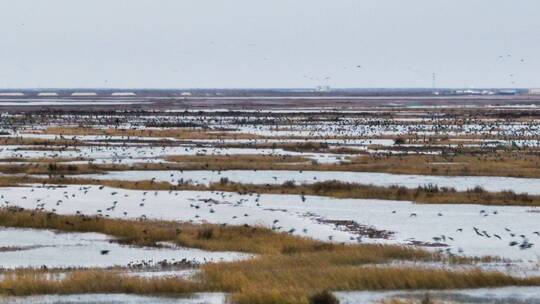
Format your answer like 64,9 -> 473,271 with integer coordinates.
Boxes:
0,0 -> 538,89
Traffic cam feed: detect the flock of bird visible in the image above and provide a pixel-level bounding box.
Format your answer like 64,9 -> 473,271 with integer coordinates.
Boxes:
2,181 -> 540,264
2,112 -> 540,166
0,109 -> 539,270
404,208 -> 538,253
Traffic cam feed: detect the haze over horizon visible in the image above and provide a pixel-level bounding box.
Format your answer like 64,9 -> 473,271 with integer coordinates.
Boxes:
1,0 -> 539,89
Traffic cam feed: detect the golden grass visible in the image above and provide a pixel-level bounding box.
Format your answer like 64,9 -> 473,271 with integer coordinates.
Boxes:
0,162 -> 133,175
0,163 -> 97,175
43,127 -> 259,140
0,154 -> 309,175
0,137 -> 82,147
0,153 -> 308,175
165,154 -> 312,170
346,153 -> 540,178
0,271 -> 198,296
202,260 -> 540,304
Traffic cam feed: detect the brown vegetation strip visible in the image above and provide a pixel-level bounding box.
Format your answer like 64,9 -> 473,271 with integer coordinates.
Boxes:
346,153 -> 540,178
203,263 -> 540,304
0,157 -> 87,164
0,271 -> 198,296
43,127 -> 259,140
161,152 -> 540,178
0,155 -> 309,175
0,137 -> 82,147
2,267 -> 538,303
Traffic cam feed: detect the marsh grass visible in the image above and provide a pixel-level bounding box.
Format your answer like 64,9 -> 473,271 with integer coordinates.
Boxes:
0,163 -> 113,175
202,261 -> 540,304
43,127 -> 259,140
164,152 -> 540,178
165,154 -> 312,170
0,154 -> 310,174
0,271 -> 198,296
346,153 -> 540,178
2,266 -> 537,303
0,137 -> 82,147
1,147 -> 538,179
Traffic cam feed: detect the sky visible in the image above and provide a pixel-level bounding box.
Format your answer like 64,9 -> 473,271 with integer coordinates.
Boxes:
0,0 -> 539,89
